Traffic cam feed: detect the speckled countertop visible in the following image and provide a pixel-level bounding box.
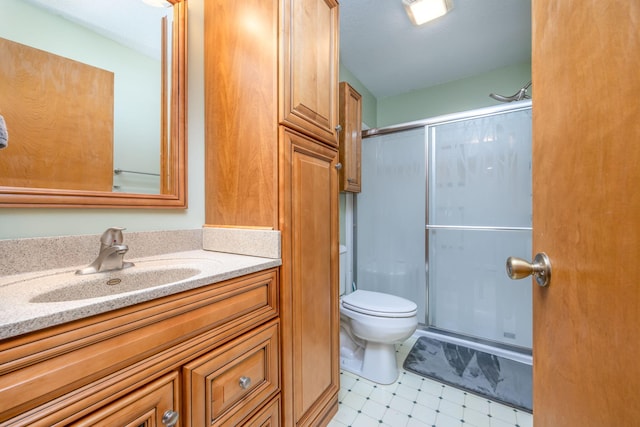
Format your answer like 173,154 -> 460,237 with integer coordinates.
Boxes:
0,249 -> 281,341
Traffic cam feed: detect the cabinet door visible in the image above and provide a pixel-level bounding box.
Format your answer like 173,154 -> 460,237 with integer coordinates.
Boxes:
338,82 -> 362,193
280,127 -> 339,426
69,372 -> 179,427
281,0 -> 339,147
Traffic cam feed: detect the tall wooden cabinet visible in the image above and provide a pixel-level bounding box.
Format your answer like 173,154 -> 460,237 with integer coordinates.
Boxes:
279,128 -> 339,426
338,82 -> 362,193
204,1 -> 340,426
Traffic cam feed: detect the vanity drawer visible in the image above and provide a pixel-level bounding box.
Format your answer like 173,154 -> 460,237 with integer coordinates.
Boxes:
67,372 -> 179,427
183,320 -> 280,427
244,395 -> 280,427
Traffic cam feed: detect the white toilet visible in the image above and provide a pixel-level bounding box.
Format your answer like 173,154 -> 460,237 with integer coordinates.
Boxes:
339,246 -> 418,384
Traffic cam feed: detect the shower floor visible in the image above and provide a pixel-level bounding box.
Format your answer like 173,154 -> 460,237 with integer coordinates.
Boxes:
403,336 -> 532,412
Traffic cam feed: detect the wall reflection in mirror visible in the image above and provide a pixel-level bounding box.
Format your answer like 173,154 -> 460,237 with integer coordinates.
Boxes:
0,0 -> 187,207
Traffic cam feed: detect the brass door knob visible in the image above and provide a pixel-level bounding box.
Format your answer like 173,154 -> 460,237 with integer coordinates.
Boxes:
506,252 -> 552,287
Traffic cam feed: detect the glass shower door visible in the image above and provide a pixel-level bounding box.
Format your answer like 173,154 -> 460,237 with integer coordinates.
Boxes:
427,106 -> 532,349
356,128 -> 427,322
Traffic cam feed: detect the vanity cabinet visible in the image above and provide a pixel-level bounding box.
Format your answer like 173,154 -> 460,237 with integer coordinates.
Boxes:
0,269 -> 279,427
204,1 -> 340,426
338,82 -> 362,193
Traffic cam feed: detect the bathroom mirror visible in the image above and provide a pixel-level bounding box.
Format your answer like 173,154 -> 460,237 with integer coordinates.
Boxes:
0,0 -> 187,208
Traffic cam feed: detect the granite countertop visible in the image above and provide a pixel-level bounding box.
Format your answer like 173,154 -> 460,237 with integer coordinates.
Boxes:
0,250 -> 281,341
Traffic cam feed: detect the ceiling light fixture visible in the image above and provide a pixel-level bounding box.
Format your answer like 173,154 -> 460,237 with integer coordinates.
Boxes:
403,0 -> 453,26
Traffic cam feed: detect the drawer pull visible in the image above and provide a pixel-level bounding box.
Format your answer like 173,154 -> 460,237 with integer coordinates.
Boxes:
239,376 -> 252,390
162,410 -> 179,427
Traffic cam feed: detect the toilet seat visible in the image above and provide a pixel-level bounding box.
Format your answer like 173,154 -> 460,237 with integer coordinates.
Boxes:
341,290 -> 417,318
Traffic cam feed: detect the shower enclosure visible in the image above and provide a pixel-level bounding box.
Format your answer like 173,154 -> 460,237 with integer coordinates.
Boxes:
355,101 -> 532,352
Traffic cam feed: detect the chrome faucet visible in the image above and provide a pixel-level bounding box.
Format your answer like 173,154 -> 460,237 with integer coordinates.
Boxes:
76,227 -> 135,275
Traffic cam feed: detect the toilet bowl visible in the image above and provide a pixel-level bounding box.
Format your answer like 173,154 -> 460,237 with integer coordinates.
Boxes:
340,289 -> 418,384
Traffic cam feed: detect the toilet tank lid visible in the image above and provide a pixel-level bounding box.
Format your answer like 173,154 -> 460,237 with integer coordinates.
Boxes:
342,290 -> 417,316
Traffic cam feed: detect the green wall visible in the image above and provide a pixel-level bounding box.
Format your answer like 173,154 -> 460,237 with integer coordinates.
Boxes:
377,62 -> 531,127
340,60 -> 532,129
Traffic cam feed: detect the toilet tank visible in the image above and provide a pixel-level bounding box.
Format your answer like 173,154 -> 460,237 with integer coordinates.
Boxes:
339,245 -> 347,296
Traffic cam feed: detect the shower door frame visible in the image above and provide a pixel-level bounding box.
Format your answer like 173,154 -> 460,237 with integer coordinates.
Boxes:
360,100 -> 533,354
424,100 -> 532,353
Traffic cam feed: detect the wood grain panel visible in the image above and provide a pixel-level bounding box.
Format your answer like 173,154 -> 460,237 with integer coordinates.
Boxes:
532,1 -> 640,425
280,0 -> 339,147
0,37 -> 113,192
338,82 -> 362,193
279,127 -> 339,426
204,0 -> 279,229
243,396 -> 280,427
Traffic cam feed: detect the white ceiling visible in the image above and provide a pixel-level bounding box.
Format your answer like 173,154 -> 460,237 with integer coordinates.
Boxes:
339,0 -> 532,99
23,0 -> 170,59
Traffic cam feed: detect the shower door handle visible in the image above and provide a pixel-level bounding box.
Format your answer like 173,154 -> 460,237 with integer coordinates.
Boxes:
506,253 -> 552,287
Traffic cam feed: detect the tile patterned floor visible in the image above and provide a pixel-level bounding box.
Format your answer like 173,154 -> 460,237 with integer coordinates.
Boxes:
329,335 -> 533,427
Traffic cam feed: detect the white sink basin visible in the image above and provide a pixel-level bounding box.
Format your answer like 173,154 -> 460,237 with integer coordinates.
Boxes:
29,266 -> 202,302
10,258 -> 213,303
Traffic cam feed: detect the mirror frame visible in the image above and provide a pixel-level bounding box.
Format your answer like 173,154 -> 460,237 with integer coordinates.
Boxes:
0,0 -> 187,209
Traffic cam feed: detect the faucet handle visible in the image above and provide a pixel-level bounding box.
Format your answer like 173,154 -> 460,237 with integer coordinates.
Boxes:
100,227 -> 127,246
